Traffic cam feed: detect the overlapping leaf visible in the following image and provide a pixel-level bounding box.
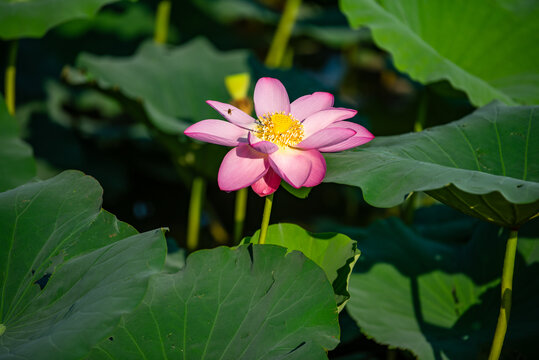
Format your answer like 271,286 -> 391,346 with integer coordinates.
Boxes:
325,103 -> 539,227
340,0 -> 539,106
0,171 -> 166,359
345,215 -> 539,360
88,245 -> 340,360
0,0 -> 122,39
243,223 -> 359,309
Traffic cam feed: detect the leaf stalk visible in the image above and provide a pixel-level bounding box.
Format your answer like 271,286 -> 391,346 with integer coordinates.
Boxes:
4,40 -> 18,115
265,0 -> 302,68
488,229 -> 518,360
187,176 -> 206,251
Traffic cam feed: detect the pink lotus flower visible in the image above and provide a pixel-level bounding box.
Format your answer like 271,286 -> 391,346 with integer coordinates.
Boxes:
184,77 -> 374,196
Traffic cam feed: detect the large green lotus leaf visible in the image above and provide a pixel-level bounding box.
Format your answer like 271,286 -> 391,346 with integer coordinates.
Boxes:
0,0 -> 123,39
76,37 -> 251,134
340,0 -> 539,106
0,96 -> 36,192
324,102 -> 539,228
87,244 -> 340,360
345,216 -> 539,360
243,223 -> 359,309
0,170 -> 166,359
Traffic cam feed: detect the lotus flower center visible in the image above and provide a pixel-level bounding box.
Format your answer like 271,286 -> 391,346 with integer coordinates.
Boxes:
256,112 -> 304,147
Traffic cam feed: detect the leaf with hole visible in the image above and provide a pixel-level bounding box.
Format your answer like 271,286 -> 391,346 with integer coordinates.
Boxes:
324,102 -> 539,227
340,0 -> 539,106
88,244 -> 340,360
0,170 -> 166,359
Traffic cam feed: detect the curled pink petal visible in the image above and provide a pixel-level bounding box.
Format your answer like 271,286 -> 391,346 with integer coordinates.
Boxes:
206,100 -> 256,129
184,120 -> 248,146
251,167 -> 281,197
296,127 -> 356,150
218,144 -> 269,191
301,149 -> 326,188
290,92 -> 334,121
302,108 -> 357,138
254,77 -> 290,118
269,148 -> 312,188
319,121 -> 375,152
248,132 -> 279,154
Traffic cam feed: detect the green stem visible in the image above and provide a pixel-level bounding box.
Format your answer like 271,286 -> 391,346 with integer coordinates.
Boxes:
234,188 -> 248,243
488,229 -> 518,360
258,194 -> 274,245
186,176 -> 206,251
154,0 -> 171,44
414,89 -> 428,132
4,40 -> 18,115
265,0 -> 302,68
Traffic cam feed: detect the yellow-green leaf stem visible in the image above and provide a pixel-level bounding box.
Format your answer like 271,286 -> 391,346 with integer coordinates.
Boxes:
258,193 -> 274,245
234,188 -> 248,243
265,0 -> 302,68
4,41 -> 18,115
186,176 -> 206,251
154,0 -> 171,44
488,229 -> 518,360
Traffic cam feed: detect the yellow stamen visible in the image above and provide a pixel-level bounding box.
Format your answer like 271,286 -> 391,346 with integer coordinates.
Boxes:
256,112 -> 304,147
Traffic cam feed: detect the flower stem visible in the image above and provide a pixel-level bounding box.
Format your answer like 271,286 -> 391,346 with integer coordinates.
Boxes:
234,188 -> 248,243
186,176 -> 206,251
4,40 -> 18,115
265,0 -> 302,68
258,193 -> 274,244
154,0 -> 171,44
488,229 -> 518,360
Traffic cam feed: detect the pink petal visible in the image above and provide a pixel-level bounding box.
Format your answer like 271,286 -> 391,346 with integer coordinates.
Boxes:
254,77 -> 290,118
296,127 -> 356,150
206,100 -> 256,129
302,108 -> 357,138
184,120 -> 248,146
290,92 -> 334,121
248,132 -> 279,154
319,121 -> 375,152
269,148 -> 312,188
301,149 -> 327,187
218,144 -> 269,191
251,167 -> 281,197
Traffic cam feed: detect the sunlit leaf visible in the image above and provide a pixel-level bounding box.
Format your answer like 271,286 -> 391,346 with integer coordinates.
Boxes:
88,245 -> 340,360
243,223 -> 359,310
340,0 -> 539,106
0,171 -> 166,359
325,103 -> 539,227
